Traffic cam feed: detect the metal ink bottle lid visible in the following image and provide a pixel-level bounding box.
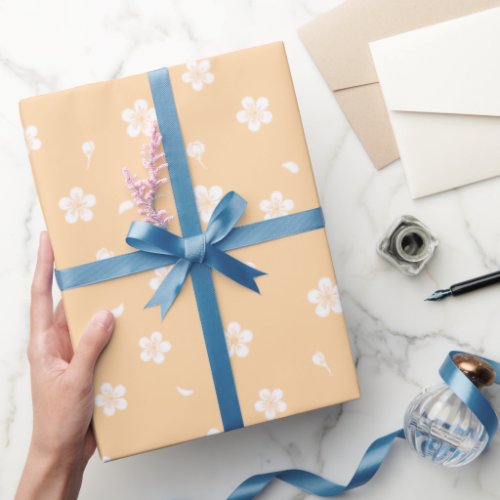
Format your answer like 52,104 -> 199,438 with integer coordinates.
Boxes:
377,215 -> 438,275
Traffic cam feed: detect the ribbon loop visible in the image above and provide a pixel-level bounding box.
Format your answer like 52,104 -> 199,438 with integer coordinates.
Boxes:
126,220 -> 184,256
206,191 -> 247,243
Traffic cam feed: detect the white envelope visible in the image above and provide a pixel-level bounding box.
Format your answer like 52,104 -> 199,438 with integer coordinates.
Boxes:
369,6 -> 500,198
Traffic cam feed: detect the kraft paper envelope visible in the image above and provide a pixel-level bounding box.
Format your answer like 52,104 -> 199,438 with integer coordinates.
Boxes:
298,0 -> 500,170
370,7 -> 500,198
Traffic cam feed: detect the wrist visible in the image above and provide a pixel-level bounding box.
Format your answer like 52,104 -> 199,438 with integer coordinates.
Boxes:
29,421 -> 92,468
31,439 -> 86,469
16,445 -> 85,500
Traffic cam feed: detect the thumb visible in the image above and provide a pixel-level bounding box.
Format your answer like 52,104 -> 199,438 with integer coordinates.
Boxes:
70,310 -> 114,378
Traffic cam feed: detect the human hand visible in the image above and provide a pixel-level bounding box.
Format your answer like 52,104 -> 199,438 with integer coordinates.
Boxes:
16,232 -> 115,500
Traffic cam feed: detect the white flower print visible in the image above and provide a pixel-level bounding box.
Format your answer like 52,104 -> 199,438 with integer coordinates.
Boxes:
281,161 -> 299,174
225,321 -> 253,358
25,125 -> 42,151
181,60 -> 214,91
176,386 -> 194,397
308,277 -> 342,317
259,191 -> 294,220
186,140 -> 207,169
82,140 -> 95,168
236,96 -> 273,132
111,304 -> 124,318
58,187 -> 96,224
255,388 -> 287,420
312,351 -> 332,374
149,266 -> 172,290
139,331 -> 172,365
118,200 -> 134,214
96,248 -> 114,260
195,185 -> 223,223
121,99 -> 156,137
95,383 -> 128,416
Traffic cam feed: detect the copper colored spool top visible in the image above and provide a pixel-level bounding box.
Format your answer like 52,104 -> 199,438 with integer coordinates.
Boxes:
452,353 -> 496,387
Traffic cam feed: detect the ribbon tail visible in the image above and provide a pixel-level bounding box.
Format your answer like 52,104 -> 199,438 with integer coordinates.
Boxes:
205,246 -> 265,293
145,259 -> 192,319
227,429 -> 405,500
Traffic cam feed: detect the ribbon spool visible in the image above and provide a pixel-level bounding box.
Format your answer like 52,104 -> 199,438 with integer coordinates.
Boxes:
228,351 -> 500,500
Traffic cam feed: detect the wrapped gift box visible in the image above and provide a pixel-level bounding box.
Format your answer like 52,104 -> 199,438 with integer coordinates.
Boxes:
19,42 -> 359,460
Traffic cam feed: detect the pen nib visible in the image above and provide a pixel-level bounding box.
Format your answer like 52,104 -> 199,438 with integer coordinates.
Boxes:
425,288 -> 452,301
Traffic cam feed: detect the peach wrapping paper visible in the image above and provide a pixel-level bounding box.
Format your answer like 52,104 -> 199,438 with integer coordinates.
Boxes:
19,42 -> 359,460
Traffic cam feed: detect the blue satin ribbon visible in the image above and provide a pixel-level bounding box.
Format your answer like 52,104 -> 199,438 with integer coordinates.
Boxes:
228,350 -> 500,499
126,191 -> 265,319
55,206 -> 323,294
54,67 -> 326,433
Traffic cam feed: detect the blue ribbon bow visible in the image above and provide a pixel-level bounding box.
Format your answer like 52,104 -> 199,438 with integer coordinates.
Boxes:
126,191 -> 265,318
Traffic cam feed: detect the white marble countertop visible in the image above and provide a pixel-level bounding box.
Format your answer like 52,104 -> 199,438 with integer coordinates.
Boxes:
1,0 -> 500,499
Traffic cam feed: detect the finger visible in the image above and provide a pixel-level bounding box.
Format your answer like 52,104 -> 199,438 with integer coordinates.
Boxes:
70,311 -> 114,378
49,300 -> 74,362
30,231 -> 54,333
54,300 -> 68,331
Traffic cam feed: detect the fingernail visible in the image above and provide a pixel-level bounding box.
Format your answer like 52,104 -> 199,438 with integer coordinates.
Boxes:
92,310 -> 114,333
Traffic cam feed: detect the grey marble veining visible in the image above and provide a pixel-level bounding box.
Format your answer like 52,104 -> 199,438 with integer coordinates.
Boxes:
1,1 -> 500,499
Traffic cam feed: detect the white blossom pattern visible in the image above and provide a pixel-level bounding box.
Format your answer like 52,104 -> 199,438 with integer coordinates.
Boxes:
186,140 -> 207,169
281,161 -> 299,174
259,191 -> 294,220
149,266 -> 172,290
24,125 -> 42,151
312,351 -> 332,374
82,140 -> 95,168
236,96 -> 272,132
307,277 -> 342,317
111,304 -> 124,318
118,200 -> 134,214
225,321 -> 253,358
139,331 -> 171,365
181,60 -> 214,91
195,185 -> 223,223
121,99 -> 156,137
96,248 -> 114,260
58,187 -> 96,224
255,388 -> 287,420
95,383 -> 128,416
176,386 -> 194,397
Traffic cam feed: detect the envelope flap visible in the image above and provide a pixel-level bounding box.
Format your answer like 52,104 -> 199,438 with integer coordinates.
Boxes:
370,7 -> 500,117
299,0 -> 500,92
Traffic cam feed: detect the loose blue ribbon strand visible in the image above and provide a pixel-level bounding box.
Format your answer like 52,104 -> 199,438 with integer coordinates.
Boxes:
228,350 -> 500,499
54,67 -> 326,434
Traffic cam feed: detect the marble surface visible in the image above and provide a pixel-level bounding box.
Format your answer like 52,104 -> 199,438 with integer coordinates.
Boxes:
1,0 -> 500,499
